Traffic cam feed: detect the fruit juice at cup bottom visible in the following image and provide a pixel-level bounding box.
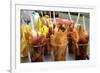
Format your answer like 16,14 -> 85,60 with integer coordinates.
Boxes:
29,43 -> 46,62
76,44 -> 89,60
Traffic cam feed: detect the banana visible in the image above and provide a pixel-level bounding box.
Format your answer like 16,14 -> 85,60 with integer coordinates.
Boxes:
35,15 -> 50,37
42,25 -> 49,37
21,24 -> 33,57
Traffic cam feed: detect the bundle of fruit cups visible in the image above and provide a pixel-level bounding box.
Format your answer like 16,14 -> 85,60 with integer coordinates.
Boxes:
67,24 -> 89,60
21,12 -> 89,62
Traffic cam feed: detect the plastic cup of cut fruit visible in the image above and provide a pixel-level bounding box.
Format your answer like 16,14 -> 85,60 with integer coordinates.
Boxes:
28,35 -> 47,62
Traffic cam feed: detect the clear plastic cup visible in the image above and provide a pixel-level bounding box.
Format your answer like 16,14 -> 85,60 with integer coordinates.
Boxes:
29,42 -> 46,62
77,43 -> 89,60
50,42 -> 67,61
